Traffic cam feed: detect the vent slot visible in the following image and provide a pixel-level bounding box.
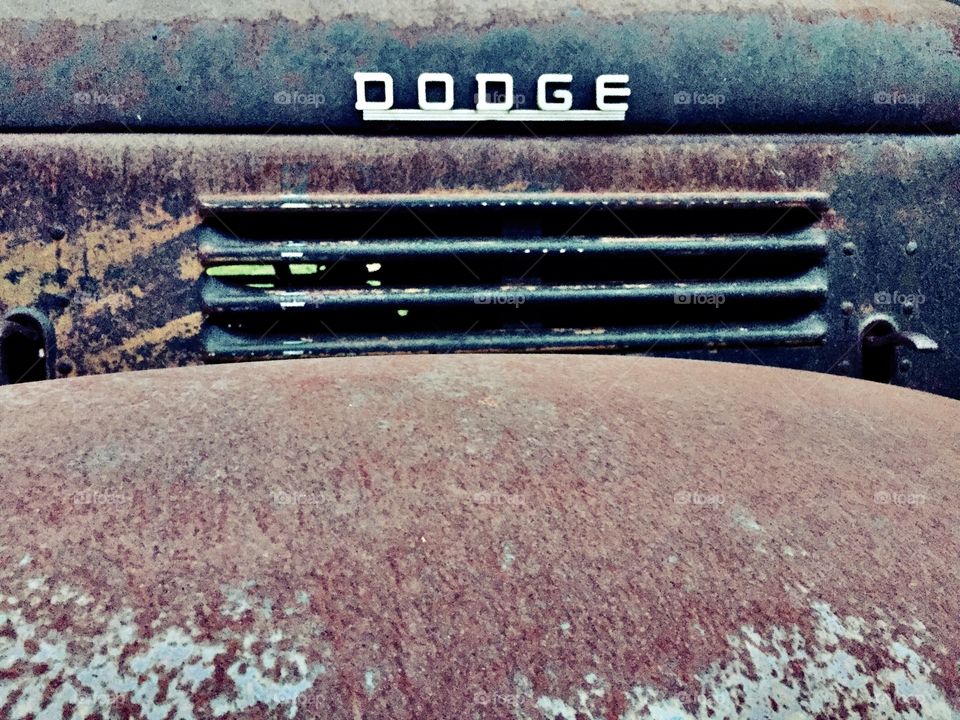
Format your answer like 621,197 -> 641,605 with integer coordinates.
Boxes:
199,192 -> 830,360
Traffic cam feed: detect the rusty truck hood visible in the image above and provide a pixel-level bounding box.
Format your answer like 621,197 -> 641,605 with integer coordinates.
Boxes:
0,355 -> 958,717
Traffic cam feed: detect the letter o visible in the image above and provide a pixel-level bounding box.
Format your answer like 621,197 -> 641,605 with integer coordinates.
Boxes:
418,73 -> 455,110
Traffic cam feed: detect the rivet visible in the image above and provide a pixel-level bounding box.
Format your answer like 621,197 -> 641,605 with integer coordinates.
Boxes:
905,241 -> 918,255
840,301 -> 855,315
49,225 -> 66,241
842,242 -> 856,256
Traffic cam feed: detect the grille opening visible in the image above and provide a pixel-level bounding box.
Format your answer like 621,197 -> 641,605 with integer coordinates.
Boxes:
204,248 -> 824,289
199,192 -> 830,359
214,291 -> 824,337
206,203 -> 821,240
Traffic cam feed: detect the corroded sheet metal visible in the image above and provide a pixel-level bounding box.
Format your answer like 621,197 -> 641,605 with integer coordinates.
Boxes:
0,0 -> 952,23
0,355 -> 958,718
1,133 -> 960,397
0,0 -> 958,131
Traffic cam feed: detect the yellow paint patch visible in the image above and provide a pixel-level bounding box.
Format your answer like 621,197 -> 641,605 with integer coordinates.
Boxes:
178,249 -> 204,280
0,237 -> 60,308
83,210 -> 197,279
80,292 -> 135,318
87,312 -> 202,374
0,206 -> 201,374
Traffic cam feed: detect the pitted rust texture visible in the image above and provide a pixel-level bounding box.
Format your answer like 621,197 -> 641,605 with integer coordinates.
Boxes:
1,133 -> 959,380
0,0 -> 952,23
0,355 -> 958,718
0,0 -> 957,131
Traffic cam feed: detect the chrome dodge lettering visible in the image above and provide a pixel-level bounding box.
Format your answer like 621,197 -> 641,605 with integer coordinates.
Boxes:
354,72 -> 630,121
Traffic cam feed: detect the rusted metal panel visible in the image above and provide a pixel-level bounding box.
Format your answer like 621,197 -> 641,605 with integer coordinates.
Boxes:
0,133 -> 959,396
0,0 -> 958,131
0,0 -> 951,23
0,354 -> 958,717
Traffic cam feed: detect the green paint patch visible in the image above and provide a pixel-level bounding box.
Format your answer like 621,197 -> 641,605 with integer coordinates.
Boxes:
289,264 -> 318,275
207,264 -> 275,277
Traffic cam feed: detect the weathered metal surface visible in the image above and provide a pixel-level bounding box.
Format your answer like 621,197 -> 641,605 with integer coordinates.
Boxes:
0,0 -> 951,23
1,133 -> 959,396
0,0 -> 958,131
0,354 -> 958,718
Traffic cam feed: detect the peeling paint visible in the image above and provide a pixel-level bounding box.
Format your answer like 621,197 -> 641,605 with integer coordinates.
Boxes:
0,576 -> 326,720
536,602 -> 959,720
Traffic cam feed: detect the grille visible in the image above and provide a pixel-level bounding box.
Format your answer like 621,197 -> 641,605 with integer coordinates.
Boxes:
198,192 -> 829,360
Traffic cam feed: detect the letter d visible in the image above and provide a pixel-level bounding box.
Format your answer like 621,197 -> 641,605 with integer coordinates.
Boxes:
354,72 -> 394,111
